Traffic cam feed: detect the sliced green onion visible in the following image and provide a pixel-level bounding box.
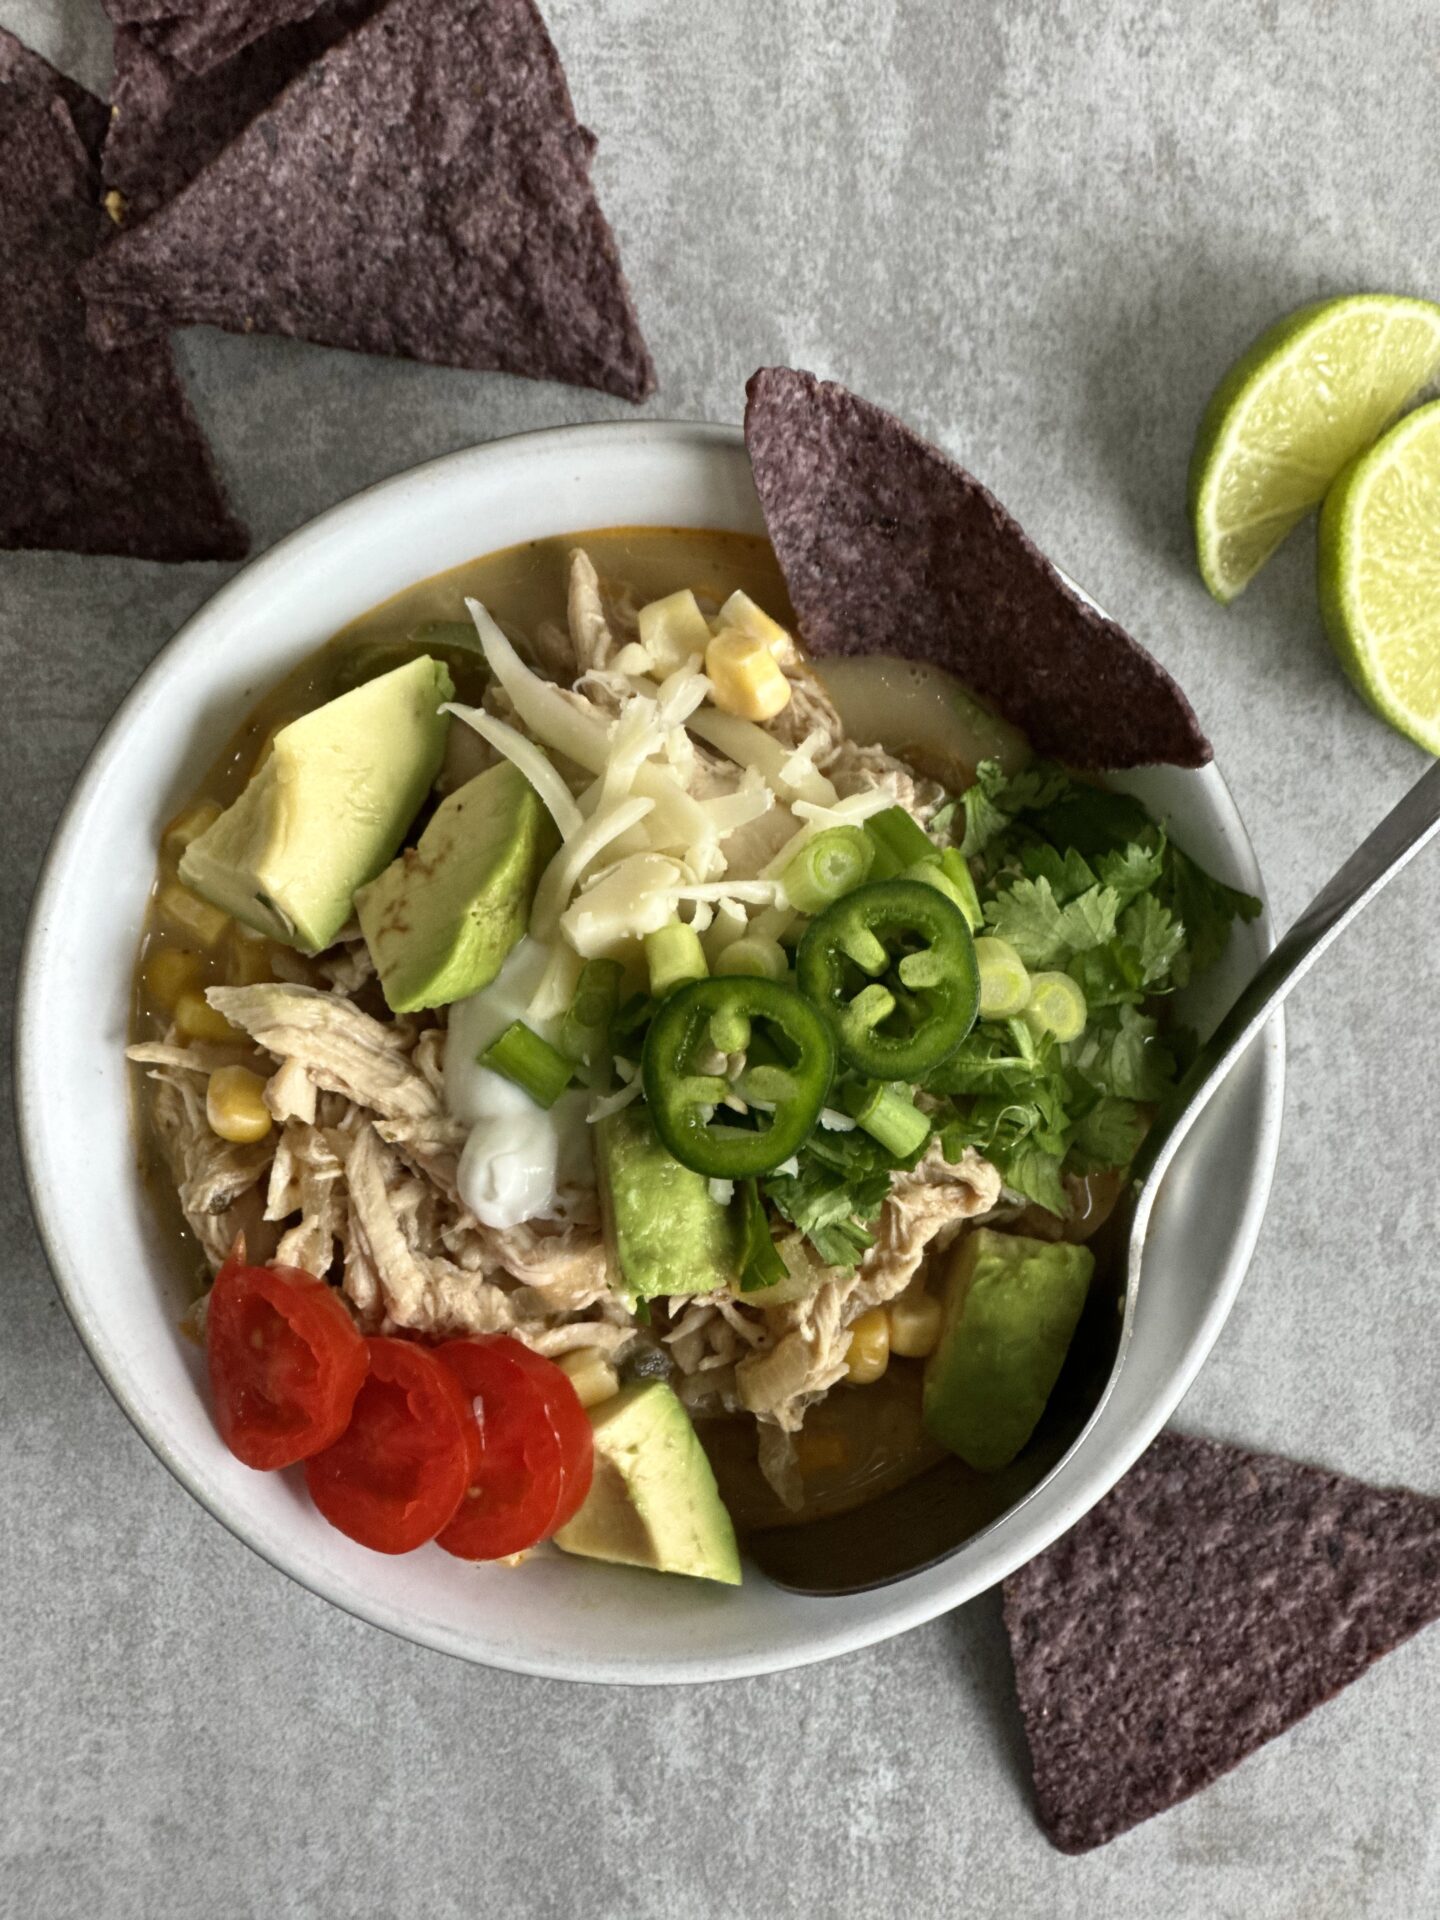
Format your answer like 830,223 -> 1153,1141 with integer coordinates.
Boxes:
842,1079 -> 932,1158
560,957 -> 623,1079
738,1177 -> 788,1293
939,848 -> 982,930
612,991 -> 657,1047
480,1020 -> 574,1108
975,936 -> 1031,1019
865,805 -> 936,877
714,935 -> 787,981
781,826 -> 874,914
1022,970 -> 1088,1042
645,921 -> 708,998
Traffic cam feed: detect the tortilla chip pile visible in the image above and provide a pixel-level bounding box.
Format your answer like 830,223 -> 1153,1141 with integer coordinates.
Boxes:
745,367 -> 1210,770
85,0 -> 656,401
1,0 -> 653,559
0,31 -> 245,560
1003,1430 -> 1440,1851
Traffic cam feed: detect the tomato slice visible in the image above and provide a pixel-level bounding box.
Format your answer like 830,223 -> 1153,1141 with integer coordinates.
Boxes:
492,1341 -> 594,1529
304,1337 -> 479,1554
434,1337 -> 592,1560
207,1252 -> 368,1471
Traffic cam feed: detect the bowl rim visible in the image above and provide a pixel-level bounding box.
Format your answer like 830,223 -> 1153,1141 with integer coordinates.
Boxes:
16,417 -> 1285,1684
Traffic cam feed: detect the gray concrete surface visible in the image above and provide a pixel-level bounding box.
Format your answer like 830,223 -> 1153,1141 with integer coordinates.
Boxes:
4,1 -> 1439,1913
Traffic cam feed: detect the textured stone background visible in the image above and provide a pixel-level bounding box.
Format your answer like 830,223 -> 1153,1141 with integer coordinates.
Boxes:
4,1 -> 1439,1914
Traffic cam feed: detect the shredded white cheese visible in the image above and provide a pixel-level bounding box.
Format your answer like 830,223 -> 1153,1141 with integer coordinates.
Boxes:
530,795 -> 656,941
443,703 -> 583,839
688,708 -> 838,808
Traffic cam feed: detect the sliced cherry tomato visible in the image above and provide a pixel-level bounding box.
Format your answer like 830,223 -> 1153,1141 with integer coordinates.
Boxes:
493,1341 -> 594,1529
304,1337 -> 479,1554
434,1337 -> 593,1560
207,1250 -> 368,1470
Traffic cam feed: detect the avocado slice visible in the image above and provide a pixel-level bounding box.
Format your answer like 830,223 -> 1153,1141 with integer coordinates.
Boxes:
180,655 -> 452,954
923,1228 -> 1094,1472
553,1383 -> 741,1585
355,761 -> 557,1013
596,1106 -> 741,1300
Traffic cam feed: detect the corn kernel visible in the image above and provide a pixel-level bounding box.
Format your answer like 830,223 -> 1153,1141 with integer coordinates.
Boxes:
174,989 -> 244,1045
888,1289 -> 943,1360
705,628 -> 792,722
843,1307 -> 890,1385
157,880 -> 230,947
717,589 -> 790,655
638,589 -> 713,675
162,799 -> 222,855
556,1349 -> 621,1409
143,947 -> 203,1010
206,1065 -> 273,1144
227,925 -> 276,986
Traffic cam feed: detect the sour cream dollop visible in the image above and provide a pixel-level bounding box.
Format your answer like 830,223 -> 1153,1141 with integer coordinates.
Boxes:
444,939 -> 594,1229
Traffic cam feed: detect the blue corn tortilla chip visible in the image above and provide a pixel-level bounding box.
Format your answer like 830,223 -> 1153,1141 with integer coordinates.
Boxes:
100,2 -> 330,77
1003,1430 -> 1440,1852
82,0 -> 656,403
0,31 -> 246,560
744,367 -> 1209,770
104,2 -> 385,224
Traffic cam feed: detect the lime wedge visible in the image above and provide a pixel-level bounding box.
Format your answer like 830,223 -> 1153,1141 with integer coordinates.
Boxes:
1318,399 -> 1440,753
1189,294 -> 1440,603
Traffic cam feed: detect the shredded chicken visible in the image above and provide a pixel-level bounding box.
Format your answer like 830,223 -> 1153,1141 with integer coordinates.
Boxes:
824,738 -> 947,823
567,546 -> 617,674
729,1143 -> 1001,1438
139,1062 -> 272,1267
265,1121 -> 346,1277
207,984 -> 441,1122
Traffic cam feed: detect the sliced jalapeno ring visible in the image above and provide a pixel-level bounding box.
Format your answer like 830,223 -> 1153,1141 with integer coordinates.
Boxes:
795,878 -> 980,1080
641,976 -> 835,1179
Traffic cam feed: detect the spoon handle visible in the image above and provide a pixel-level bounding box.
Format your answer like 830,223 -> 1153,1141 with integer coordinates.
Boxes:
1132,757 -> 1440,1195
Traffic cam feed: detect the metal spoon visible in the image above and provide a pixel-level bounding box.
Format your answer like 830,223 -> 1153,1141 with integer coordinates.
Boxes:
746,758 -> 1440,1595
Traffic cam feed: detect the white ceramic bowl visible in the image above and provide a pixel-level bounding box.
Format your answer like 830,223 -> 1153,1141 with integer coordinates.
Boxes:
17,422 -> 1284,1684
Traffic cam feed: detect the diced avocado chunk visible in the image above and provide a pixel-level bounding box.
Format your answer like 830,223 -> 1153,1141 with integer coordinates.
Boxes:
596,1106 -> 740,1300
355,761 -> 557,1013
553,1383 -> 741,1585
923,1228 -> 1094,1472
179,655 -> 452,954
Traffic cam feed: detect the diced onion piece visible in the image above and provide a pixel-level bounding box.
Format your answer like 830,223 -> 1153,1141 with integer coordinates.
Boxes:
705,629 -> 792,721
444,702 -> 583,839
638,589 -> 712,676
687,709 -> 838,808
610,642 -> 651,676
707,1178 -> 736,1208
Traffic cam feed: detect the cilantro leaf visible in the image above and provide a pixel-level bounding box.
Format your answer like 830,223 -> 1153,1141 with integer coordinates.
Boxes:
1117,893 -> 1186,986
958,759 -> 1013,858
763,1125 -> 906,1271
1070,1095 -> 1146,1169
1159,845 -> 1262,979
1095,836 -> 1166,903
1000,1141 -> 1068,1215
1020,842 -> 1098,901
984,877 -> 1120,968
1067,1005 -> 1176,1102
